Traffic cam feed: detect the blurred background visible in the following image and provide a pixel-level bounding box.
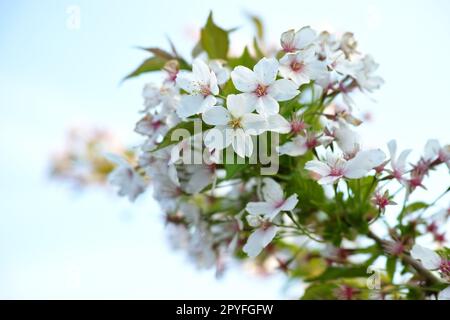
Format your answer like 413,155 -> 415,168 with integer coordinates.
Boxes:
1,0 -> 449,299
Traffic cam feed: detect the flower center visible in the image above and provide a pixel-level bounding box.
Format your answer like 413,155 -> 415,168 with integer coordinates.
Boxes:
274,199 -> 286,209
228,117 -> 242,129
199,85 -> 211,97
290,61 -> 305,73
254,84 -> 268,97
151,120 -> 163,129
439,260 -> 450,277
330,167 -> 343,177
290,120 -> 306,134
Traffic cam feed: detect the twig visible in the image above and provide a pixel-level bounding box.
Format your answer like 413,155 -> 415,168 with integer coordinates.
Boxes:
367,230 -> 442,285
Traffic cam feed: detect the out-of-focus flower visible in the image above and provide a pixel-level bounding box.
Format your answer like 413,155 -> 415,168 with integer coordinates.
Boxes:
372,190 -> 396,212
424,139 -> 450,169
305,149 -> 386,184
105,153 -> 146,201
277,132 -> 330,156
354,55 -> 384,92
411,244 -> 450,279
387,139 -> 411,181
280,26 -> 317,53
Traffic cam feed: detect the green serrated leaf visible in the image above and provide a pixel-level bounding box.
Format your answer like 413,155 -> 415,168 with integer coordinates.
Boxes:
139,47 -> 174,60
200,12 -> 229,59
124,56 -> 167,80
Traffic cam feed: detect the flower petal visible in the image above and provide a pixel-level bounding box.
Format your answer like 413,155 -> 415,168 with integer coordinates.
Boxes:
241,113 -> 267,135
266,114 -> 291,134
177,95 -> 206,118
227,94 -> 256,117
202,106 -> 231,126
176,71 -> 196,93
246,201 -> 274,216
243,226 -> 278,257
254,57 -> 279,86
438,287 -> 450,300
279,194 -> 299,212
204,127 -> 232,151
293,26 -> 317,50
344,149 -> 386,179
256,95 -> 279,115
305,160 -> 331,176
411,244 -> 442,270
269,79 -> 299,101
277,136 -> 308,156
192,58 -> 211,84
232,128 -> 253,158
262,178 -> 284,204
231,66 -> 258,92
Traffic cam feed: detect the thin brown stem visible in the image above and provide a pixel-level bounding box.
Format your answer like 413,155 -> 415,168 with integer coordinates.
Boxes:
367,230 -> 442,286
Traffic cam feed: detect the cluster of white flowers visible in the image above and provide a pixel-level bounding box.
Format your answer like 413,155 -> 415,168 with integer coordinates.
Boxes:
107,26 -> 389,261
103,22 -> 449,299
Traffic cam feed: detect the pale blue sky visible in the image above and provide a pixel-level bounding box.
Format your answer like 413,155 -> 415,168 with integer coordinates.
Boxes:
0,0 -> 449,299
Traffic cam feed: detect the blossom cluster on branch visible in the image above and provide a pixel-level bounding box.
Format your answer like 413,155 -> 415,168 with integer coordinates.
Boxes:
57,13 -> 450,299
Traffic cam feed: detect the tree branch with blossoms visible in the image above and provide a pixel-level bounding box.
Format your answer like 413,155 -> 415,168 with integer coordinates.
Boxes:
53,13 -> 450,300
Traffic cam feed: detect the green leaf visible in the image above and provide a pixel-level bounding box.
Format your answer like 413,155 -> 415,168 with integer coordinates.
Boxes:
246,13 -> 264,39
308,266 -> 369,282
402,202 -> 428,216
253,37 -> 265,59
124,56 -> 167,80
200,12 -> 229,59
228,46 -> 256,69
138,47 -> 174,60
153,120 -> 197,151
301,283 -> 339,300
224,163 -> 248,179
386,256 -> 396,281
191,41 -> 203,58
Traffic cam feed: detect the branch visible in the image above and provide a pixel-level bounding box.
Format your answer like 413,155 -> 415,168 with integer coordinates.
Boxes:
367,230 -> 442,285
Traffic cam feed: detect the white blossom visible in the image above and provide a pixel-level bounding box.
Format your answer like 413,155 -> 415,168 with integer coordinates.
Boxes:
142,83 -> 179,115
176,59 -> 219,118
243,178 -> 298,257
202,94 -> 266,158
231,57 -> 299,115
354,55 -> 384,92
424,139 -> 450,169
305,149 -> 386,184
280,26 -> 317,53
105,153 -> 146,201
209,59 -> 230,85
279,48 -> 328,86
411,244 -> 442,270
387,139 -> 411,180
